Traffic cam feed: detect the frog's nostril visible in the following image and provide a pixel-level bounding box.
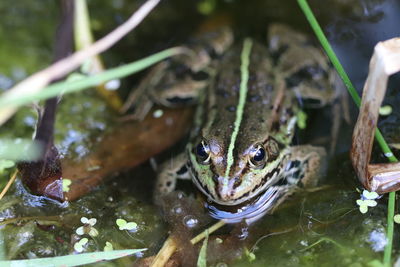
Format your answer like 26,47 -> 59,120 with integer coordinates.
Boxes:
233,177 -> 241,189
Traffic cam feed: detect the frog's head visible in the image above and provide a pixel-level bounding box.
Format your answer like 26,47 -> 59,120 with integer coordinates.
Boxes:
188,137 -> 288,206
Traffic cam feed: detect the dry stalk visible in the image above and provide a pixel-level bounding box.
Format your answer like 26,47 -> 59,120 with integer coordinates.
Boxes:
150,220 -> 226,267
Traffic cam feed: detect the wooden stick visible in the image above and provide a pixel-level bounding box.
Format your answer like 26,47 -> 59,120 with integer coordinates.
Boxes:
0,170 -> 18,200
150,220 -> 226,267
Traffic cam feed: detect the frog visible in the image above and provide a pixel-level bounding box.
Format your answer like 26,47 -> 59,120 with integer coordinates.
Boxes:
126,23 -> 344,223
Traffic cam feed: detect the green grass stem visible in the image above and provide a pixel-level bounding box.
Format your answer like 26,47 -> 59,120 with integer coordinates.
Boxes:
0,47 -> 185,110
297,0 -> 397,265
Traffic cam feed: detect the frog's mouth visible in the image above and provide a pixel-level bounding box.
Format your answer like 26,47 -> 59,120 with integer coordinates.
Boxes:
205,185 -> 289,224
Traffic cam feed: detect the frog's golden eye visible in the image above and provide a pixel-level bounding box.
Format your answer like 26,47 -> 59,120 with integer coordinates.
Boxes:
249,145 -> 267,168
195,141 -> 211,164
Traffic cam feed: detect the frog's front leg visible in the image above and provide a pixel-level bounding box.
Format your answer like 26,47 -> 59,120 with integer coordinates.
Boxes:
122,27 -> 233,120
121,58 -> 207,120
154,153 -> 190,204
285,145 -> 326,188
269,145 -> 326,213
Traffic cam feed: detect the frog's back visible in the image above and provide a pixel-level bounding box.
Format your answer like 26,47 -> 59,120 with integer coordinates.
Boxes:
201,40 -> 296,156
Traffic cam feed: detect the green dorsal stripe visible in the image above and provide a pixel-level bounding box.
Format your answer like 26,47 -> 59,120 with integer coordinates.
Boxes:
224,38 -> 253,179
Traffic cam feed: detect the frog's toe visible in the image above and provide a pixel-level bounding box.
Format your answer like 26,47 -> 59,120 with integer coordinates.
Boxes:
156,172 -> 177,195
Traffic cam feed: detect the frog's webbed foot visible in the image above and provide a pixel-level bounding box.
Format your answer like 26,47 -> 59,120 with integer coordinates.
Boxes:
268,23 -> 350,154
121,27 -> 233,120
121,56 -> 207,121
286,145 -> 327,188
269,145 -> 326,213
121,62 -> 169,120
154,153 -> 190,204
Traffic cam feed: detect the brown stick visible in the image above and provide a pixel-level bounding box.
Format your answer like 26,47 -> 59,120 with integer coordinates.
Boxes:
0,171 -> 18,200
150,220 -> 226,267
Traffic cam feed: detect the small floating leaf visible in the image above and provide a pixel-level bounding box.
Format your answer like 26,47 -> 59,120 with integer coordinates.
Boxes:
394,214 -> 400,224
356,199 -> 369,214
88,227 -> 99,237
362,190 -> 379,200
76,226 -> 85,236
74,238 -> 88,253
116,218 -> 137,231
364,199 -> 377,207
81,217 -> 97,226
104,242 -> 114,252
124,222 -> 137,231
87,218 -> 97,226
296,110 -> 307,129
379,105 -> 392,116
62,179 -> 72,192
245,248 -> 256,262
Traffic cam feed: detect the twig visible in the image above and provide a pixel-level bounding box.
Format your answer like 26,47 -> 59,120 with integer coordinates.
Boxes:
0,0 -> 161,126
190,220 -> 226,245
0,170 -> 18,200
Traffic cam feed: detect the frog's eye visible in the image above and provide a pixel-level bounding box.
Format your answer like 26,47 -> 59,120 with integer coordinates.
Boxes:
249,145 -> 267,168
195,141 -> 211,164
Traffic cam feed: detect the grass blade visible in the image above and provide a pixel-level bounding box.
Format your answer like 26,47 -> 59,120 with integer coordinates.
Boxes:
297,0 -> 396,265
0,248 -> 146,267
0,139 -> 42,161
0,47 -> 185,111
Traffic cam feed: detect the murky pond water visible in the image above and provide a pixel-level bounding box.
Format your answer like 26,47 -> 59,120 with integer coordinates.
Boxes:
0,0 -> 400,266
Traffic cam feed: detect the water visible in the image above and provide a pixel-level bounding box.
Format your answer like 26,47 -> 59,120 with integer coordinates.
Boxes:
1,0 -> 400,265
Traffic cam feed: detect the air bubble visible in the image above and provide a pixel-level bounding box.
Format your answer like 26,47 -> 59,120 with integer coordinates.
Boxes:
183,215 -> 198,228
172,205 -> 183,214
